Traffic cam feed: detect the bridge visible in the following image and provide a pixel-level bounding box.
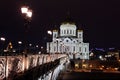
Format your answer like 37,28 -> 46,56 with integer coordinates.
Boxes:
0,53 -> 69,80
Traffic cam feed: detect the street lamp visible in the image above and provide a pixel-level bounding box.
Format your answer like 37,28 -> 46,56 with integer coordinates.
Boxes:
21,6 -> 32,20
35,45 -> 39,54
18,41 -> 22,54
21,6 -> 32,72
0,37 -> 7,79
0,37 -> 6,54
26,10 -> 32,18
36,45 -> 39,48
41,46 -> 44,53
0,37 -> 6,41
47,30 -> 52,53
18,41 -> 22,44
47,30 -> 52,35
21,6 -> 28,13
21,6 -> 33,54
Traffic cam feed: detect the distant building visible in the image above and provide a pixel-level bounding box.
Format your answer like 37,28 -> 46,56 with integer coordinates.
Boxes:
106,51 -> 119,60
47,20 -> 89,59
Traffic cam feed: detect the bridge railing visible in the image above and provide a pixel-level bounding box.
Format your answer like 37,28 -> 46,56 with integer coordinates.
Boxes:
0,53 -> 67,80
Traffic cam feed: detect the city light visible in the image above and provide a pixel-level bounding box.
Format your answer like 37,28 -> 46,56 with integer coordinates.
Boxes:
18,41 -> 22,44
21,7 -> 28,14
0,37 -> 5,41
29,44 -> 32,46
41,46 -> 43,49
21,6 -> 33,19
36,45 -> 39,48
47,30 -> 52,35
26,10 -> 32,18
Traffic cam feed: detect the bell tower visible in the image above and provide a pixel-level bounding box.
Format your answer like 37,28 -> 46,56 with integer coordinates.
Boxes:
52,30 -> 58,41
77,30 -> 83,42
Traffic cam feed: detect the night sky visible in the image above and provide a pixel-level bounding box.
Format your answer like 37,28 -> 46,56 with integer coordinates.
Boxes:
0,0 -> 120,49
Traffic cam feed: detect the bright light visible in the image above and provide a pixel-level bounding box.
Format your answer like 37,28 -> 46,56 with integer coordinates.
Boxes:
75,64 -> 79,68
29,44 -> 32,46
38,51 -> 41,54
13,49 -> 16,52
89,64 -> 92,68
114,68 -> 118,71
99,55 -> 104,60
99,55 -> 102,59
118,59 -> 120,62
47,30 -> 52,35
41,46 -> 43,49
4,49 -> 8,52
101,65 -> 104,68
0,37 -> 5,41
18,41 -> 22,44
21,6 -> 32,18
36,45 -> 38,48
21,7 -> 28,14
90,52 -> 94,56
82,64 -> 87,68
26,10 -> 32,18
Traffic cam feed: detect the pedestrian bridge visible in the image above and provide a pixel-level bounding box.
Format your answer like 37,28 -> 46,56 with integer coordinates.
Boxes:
0,53 -> 69,80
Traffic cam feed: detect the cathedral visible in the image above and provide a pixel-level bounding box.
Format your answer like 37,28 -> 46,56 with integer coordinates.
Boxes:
47,20 -> 89,60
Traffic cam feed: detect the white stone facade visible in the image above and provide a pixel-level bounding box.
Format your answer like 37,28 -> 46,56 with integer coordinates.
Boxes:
47,22 -> 89,59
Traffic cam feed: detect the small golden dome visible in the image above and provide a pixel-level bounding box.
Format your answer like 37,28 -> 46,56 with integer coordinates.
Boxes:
77,30 -> 83,32
53,30 -> 58,32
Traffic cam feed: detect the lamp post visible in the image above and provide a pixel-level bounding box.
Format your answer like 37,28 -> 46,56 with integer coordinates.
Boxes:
36,45 -> 39,54
0,37 -> 6,80
0,37 -> 6,53
18,41 -> 22,54
21,6 -> 33,55
47,30 -> 52,53
21,6 -> 32,71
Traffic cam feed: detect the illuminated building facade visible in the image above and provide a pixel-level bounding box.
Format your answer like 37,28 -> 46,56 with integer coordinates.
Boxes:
47,21 -> 89,59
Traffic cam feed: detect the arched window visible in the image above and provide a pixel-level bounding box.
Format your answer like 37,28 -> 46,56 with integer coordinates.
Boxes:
70,30 -> 72,34
79,47 -> 81,52
54,34 -> 56,38
85,47 -> 87,52
64,30 -> 66,34
54,46 -> 56,51
79,34 -> 81,38
62,30 -> 63,34
67,30 -> 69,34
73,46 -> 75,51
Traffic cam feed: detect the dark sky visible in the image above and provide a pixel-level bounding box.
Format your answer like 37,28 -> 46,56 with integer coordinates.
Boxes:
0,0 -> 120,48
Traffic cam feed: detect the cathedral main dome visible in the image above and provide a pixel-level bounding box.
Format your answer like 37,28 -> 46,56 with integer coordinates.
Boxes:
60,15 -> 76,28
60,22 -> 76,29
60,16 -> 77,37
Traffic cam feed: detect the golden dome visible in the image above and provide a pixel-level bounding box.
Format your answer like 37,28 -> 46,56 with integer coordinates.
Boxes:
53,30 -> 58,32
77,30 -> 83,32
